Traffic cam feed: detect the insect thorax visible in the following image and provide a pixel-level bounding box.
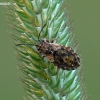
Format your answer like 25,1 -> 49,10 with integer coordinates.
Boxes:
37,40 -> 61,54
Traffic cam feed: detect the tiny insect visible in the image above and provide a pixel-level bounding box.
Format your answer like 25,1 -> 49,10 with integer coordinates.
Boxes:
16,24 -> 80,70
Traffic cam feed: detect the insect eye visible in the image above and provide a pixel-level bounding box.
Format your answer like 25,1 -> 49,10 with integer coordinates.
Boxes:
42,40 -> 45,42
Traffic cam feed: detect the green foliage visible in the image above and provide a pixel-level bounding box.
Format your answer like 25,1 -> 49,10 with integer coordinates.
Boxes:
7,0 -> 88,100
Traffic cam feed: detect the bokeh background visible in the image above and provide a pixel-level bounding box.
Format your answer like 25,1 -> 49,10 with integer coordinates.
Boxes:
0,0 -> 100,100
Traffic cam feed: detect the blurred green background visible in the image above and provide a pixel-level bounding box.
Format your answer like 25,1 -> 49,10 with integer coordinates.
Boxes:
0,0 -> 100,100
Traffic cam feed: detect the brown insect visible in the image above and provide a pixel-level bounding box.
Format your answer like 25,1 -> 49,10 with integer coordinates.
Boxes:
16,24 -> 80,70
37,40 -> 80,70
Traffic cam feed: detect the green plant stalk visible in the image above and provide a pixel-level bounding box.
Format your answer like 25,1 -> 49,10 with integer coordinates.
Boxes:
7,0 -> 88,100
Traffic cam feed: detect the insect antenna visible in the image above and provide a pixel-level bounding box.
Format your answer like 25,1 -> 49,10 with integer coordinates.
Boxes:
15,23 -> 47,47
15,43 -> 38,47
38,23 -> 47,41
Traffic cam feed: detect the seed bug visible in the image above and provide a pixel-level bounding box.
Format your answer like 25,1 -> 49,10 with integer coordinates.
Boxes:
16,22 -> 80,70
